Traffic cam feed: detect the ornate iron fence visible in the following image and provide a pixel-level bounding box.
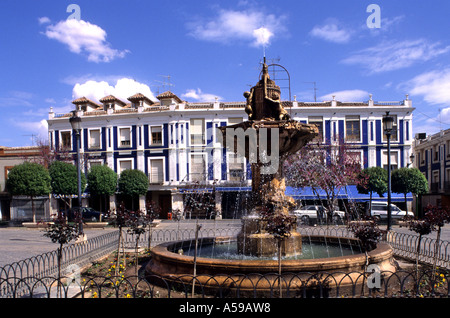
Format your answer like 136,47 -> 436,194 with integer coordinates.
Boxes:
0,230 -> 119,281
386,231 -> 450,269
1,225 -> 449,298
1,270 -> 449,298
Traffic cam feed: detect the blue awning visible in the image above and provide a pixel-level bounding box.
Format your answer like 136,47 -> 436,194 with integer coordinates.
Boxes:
179,185 -> 412,202
285,185 -> 412,202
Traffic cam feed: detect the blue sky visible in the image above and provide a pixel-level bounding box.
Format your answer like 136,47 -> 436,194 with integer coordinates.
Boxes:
1,0 -> 450,146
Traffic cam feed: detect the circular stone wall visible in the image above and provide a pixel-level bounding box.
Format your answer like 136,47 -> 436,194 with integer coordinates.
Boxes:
145,236 -> 396,293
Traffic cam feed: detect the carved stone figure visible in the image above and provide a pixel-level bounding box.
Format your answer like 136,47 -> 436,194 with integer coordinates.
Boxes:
243,60 -> 291,121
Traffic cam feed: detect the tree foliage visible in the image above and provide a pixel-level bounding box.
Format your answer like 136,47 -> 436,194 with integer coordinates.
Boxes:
6,162 -> 51,197
118,169 -> 149,197
285,142 -> 365,219
49,160 -> 86,196
6,162 -> 52,223
357,166 -> 387,197
392,167 -> 428,196
348,220 -> 382,252
87,165 -> 117,196
392,167 -> 428,214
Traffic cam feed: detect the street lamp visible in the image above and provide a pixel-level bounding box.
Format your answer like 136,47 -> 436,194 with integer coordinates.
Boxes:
69,111 -> 83,236
409,153 -> 415,167
383,111 -> 394,231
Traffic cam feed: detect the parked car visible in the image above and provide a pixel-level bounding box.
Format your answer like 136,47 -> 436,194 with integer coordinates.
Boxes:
368,202 -> 414,220
68,207 -> 108,222
290,205 -> 345,224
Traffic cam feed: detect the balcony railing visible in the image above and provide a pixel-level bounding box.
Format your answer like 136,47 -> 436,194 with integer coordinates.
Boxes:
149,172 -> 164,184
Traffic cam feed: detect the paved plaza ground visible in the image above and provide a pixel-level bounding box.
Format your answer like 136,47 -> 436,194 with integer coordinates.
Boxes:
0,220 -> 449,268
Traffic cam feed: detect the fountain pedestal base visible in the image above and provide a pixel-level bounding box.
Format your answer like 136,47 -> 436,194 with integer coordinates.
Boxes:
237,214 -> 302,257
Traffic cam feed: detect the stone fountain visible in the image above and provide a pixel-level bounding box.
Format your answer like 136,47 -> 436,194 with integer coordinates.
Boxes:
145,60 -> 396,294
219,58 -> 318,257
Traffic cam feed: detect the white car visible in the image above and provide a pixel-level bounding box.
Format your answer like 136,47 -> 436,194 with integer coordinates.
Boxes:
291,205 -> 345,224
368,202 -> 414,220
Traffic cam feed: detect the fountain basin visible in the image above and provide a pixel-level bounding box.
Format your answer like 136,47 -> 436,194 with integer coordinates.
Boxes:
145,235 -> 396,294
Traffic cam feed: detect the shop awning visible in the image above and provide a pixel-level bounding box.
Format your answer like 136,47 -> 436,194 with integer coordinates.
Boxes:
179,185 -> 412,202
285,185 -> 412,202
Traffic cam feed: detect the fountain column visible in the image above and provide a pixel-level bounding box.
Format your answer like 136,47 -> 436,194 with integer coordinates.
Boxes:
221,60 -> 319,257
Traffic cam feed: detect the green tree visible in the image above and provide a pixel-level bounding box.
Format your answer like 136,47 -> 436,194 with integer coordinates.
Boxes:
357,167 -> 387,216
49,161 -> 86,211
87,165 -> 117,212
118,169 -> 149,211
392,167 -> 428,215
6,162 -> 52,223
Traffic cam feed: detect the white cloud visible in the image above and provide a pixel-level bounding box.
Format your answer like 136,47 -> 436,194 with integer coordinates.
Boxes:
342,39 -> 450,74
0,91 -> 34,107
319,89 -> 370,102
72,78 -> 156,103
14,119 -> 49,141
253,27 -> 273,47
187,8 -> 286,47
181,89 -> 221,102
310,21 -> 352,44
43,19 -> 129,63
38,16 -> 51,25
401,68 -> 450,105
413,110 -> 450,135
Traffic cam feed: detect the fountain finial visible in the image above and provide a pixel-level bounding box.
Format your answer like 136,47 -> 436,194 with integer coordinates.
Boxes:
244,59 -> 290,121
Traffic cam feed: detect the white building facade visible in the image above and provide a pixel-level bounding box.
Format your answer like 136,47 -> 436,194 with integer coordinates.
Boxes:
47,91 -> 415,219
413,129 -> 450,212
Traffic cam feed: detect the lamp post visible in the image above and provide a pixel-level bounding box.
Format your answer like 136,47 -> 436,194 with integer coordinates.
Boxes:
409,153 -> 415,167
69,111 -> 83,235
383,111 -> 394,231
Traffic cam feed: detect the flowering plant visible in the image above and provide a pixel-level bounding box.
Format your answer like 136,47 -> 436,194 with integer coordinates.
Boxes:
348,219 -> 382,252
261,210 -> 297,240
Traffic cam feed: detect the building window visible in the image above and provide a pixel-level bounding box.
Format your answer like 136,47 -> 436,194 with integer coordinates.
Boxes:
308,116 -> 323,142
345,115 -> 360,142
190,119 -> 205,145
119,127 -> 131,147
149,158 -> 164,184
383,115 -> 398,142
190,153 -> 206,181
445,168 -> 450,191
228,117 -> 243,125
60,131 -> 72,150
431,170 -> 440,192
89,129 -> 101,149
150,126 -> 163,145
370,121 -> 374,142
228,153 -> 245,182
382,151 -> 398,171
419,149 -> 425,166
447,140 -> 450,158
88,160 -> 103,169
4,166 -> 13,186
118,159 -> 132,174
406,121 -> 410,141
180,123 -> 184,144
432,145 -> 440,163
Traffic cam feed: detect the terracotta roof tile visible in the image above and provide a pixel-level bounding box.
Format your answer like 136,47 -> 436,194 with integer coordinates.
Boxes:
127,93 -> 154,105
71,96 -> 102,108
99,95 -> 126,105
156,91 -> 183,103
